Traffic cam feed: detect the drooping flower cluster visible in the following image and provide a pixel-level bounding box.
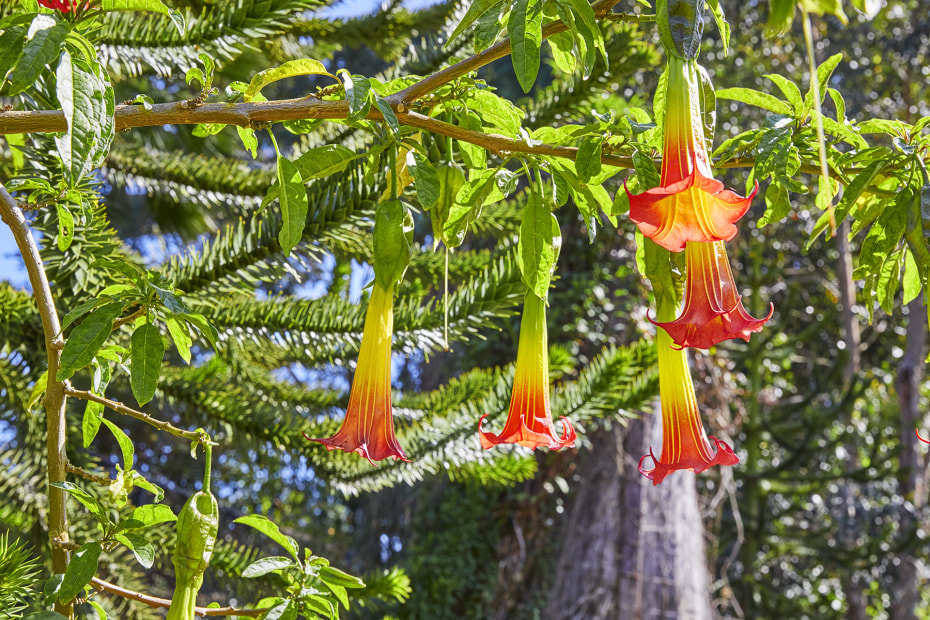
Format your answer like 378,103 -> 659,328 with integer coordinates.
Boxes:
627,55 -> 772,485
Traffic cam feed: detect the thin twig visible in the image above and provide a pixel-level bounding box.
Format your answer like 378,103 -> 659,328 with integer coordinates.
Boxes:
802,8 -> 836,235
89,577 -> 269,617
65,462 -> 113,486
63,385 -> 210,443
113,306 -> 145,330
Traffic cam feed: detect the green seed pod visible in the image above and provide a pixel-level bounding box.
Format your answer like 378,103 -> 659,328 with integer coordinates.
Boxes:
167,490 -> 219,620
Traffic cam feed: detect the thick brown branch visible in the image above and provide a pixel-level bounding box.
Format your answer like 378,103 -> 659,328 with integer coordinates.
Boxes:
64,385 -> 209,443
89,577 -> 269,617
0,183 -> 71,616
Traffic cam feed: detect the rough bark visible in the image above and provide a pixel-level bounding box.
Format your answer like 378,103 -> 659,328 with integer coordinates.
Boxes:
544,407 -> 713,620
891,296 -> 927,620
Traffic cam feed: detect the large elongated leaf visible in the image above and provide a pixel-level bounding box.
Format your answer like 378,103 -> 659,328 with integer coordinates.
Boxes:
245,59 -> 332,101
58,302 -> 124,381
59,542 -> 101,604
447,0 -> 506,46
276,155 -> 309,256
130,322 -> 165,406
507,0 -> 543,93
234,515 -> 300,562
8,15 -> 69,96
54,51 -> 115,186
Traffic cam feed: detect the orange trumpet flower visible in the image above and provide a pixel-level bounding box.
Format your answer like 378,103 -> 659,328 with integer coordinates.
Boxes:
478,293 -> 576,450
628,56 -> 757,253
307,283 -> 409,464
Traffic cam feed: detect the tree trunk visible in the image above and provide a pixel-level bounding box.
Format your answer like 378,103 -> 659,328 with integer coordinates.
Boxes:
544,406 -> 713,620
891,296 -> 928,620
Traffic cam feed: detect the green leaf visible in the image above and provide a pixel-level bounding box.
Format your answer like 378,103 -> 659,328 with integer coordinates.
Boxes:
241,556 -> 296,578
376,98 -> 400,134
764,73 -> 803,115
448,0 -> 506,47
408,152 -> 440,210
113,532 -> 155,569
294,144 -> 359,180
165,315 -> 192,364
180,313 -> 219,350
508,0 -> 543,93
339,71 -> 372,122
26,370 -> 47,411
517,192 -> 560,300
804,53 -> 844,115
373,199 -> 414,289
55,203 -> 74,251
245,59 -> 333,101
264,600 -> 297,620
319,565 -> 365,589
765,0 -> 795,36
129,322 -> 165,406
800,0 -> 847,23
456,110 -> 486,169
58,302 -> 124,381
632,151 -> 660,190
431,163 -> 466,247
547,30 -> 576,73
234,515 -> 300,562
716,87 -> 792,116
759,181 -> 790,228
51,482 -> 110,528
276,155 -> 309,256
903,249 -> 921,305
9,15 -> 70,96
236,126 -> 258,158
473,5 -> 505,53
574,136 -> 602,184
82,398 -> 104,448
706,0 -> 730,55
557,0 -> 607,70
101,418 -> 134,471
87,601 -> 108,620
54,50 -> 115,186
123,504 -> 177,528
59,542 -> 100,604
0,26 -> 28,85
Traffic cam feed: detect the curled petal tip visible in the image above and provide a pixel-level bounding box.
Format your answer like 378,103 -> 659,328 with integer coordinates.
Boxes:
917,429 -> 930,444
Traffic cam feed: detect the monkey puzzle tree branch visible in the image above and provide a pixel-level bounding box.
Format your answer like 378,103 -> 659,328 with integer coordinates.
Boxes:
0,183 -> 72,617
89,577 -> 269,617
63,385 -> 211,443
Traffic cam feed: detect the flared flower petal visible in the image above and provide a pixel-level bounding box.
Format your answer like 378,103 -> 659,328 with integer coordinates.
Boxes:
306,284 -> 409,464
639,328 -> 739,485
654,241 -> 773,349
628,56 -> 757,253
478,293 -> 576,450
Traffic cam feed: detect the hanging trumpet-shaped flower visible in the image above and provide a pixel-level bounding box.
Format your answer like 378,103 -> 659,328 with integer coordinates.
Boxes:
478,293 -> 576,450
306,283 -> 409,464
654,241 -> 773,349
627,56 -> 757,253
639,327 -> 739,485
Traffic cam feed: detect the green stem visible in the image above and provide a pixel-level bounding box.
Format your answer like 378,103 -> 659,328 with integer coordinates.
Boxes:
802,8 -> 835,236
203,444 -> 212,493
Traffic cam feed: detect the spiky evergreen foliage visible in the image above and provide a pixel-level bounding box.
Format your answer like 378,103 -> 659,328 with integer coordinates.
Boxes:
0,0 -> 663,616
